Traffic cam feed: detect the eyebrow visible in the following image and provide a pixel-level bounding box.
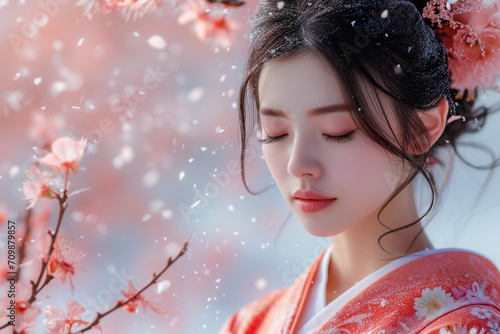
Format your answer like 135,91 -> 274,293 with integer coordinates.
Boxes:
258,104 -> 352,119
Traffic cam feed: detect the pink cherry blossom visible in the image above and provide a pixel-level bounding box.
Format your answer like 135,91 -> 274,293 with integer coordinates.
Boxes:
22,165 -> 55,209
28,111 -> 64,149
119,0 -> 164,20
177,0 -> 209,25
43,300 -> 90,333
119,280 -> 165,315
78,0 -> 164,20
177,0 -> 239,48
0,282 -> 41,332
38,136 -> 87,175
47,235 -> 86,293
209,14 -> 239,49
423,0 -> 500,98
77,0 -> 126,14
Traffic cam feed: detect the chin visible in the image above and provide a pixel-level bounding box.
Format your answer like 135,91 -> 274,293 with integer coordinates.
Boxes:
299,222 -> 340,238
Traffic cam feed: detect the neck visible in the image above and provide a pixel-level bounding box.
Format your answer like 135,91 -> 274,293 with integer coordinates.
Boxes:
327,181 -> 433,299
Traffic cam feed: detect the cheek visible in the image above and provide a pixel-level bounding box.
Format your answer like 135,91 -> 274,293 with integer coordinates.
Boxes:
262,145 -> 288,182
332,138 -> 397,195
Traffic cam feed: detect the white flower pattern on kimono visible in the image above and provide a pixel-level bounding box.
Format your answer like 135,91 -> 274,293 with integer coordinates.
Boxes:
488,321 -> 500,334
441,326 -> 488,334
414,286 -> 456,320
439,323 -> 468,334
470,307 -> 493,319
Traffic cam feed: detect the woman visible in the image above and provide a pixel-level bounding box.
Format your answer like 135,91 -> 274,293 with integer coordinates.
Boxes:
221,0 -> 500,333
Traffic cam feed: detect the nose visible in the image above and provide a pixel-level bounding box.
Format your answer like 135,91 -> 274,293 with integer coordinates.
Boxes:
287,136 -> 323,178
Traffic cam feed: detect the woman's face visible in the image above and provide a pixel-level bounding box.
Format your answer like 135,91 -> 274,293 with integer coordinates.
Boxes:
257,51 -> 410,237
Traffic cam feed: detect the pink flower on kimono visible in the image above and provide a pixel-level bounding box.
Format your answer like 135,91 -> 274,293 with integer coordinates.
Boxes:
423,0 -> 500,98
38,136 -> 87,175
119,281 -> 165,315
0,282 -> 41,332
22,165 -> 56,209
43,300 -> 99,333
452,281 -> 492,304
414,286 -> 456,320
177,0 -> 239,48
47,235 -> 86,293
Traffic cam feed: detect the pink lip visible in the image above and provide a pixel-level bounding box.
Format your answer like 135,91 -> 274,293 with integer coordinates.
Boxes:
292,190 -> 336,213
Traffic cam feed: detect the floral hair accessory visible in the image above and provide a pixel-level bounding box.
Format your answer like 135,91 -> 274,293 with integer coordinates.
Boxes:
422,0 -> 500,102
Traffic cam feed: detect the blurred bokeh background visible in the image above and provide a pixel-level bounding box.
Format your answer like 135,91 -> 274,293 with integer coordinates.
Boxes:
0,1 -> 499,333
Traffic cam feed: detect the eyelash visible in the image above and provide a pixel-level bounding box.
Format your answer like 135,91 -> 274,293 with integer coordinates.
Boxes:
258,130 -> 357,144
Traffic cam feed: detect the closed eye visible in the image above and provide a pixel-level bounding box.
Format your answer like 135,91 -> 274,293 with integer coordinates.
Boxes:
323,130 -> 356,143
258,130 -> 357,144
258,134 -> 287,144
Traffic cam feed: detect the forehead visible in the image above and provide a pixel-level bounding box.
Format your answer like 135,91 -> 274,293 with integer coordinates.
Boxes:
257,52 -> 347,114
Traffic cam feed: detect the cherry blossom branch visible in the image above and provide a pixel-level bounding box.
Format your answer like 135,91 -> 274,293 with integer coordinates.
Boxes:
71,241 -> 189,333
0,186 -> 69,333
28,178 -> 68,304
16,208 -> 32,283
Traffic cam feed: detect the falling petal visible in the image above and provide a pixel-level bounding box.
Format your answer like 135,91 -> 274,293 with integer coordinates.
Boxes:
255,278 -> 267,290
188,87 -> 205,103
9,165 -> 19,178
147,34 -> 167,50
157,280 -> 171,294
142,170 -> 159,188
161,209 -> 173,219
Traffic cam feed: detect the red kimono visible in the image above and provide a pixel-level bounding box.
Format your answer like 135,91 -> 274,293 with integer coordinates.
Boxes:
220,248 -> 500,334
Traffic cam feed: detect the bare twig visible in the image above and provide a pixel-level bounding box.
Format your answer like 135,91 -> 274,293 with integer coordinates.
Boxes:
71,241 -> 189,333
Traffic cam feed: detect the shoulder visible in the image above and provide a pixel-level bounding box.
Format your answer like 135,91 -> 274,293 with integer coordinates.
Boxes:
418,248 -> 500,288
402,249 -> 500,333
219,286 -> 289,334
416,249 -> 500,333
318,248 -> 500,333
